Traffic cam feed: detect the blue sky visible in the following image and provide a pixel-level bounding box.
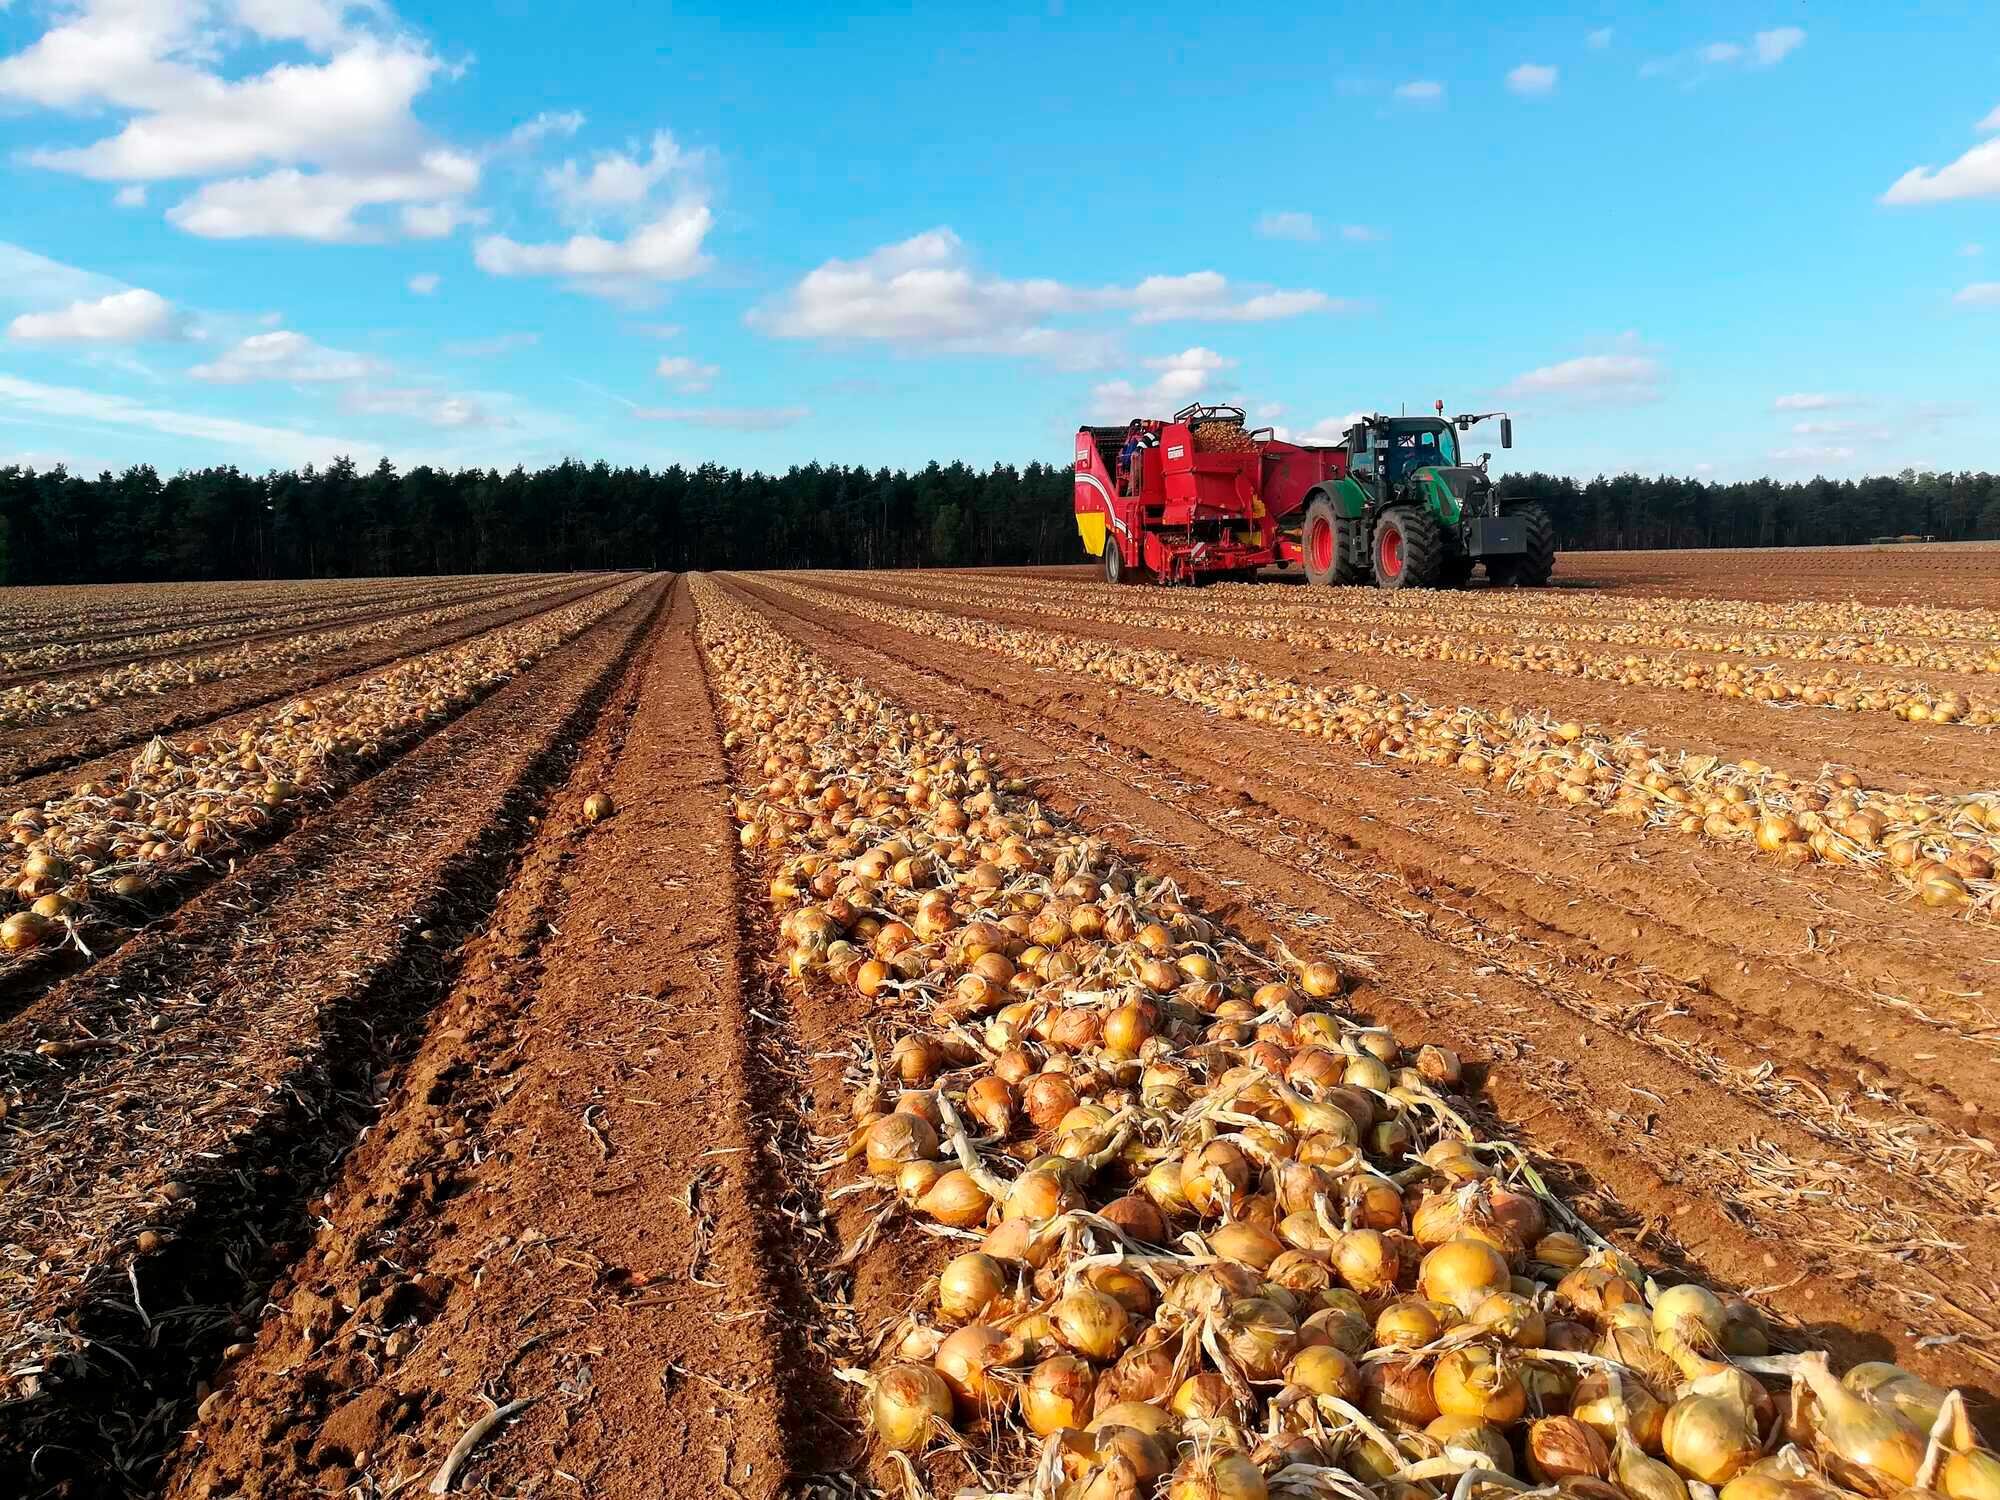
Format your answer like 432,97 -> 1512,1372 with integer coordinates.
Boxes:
0,1 -> 1994,483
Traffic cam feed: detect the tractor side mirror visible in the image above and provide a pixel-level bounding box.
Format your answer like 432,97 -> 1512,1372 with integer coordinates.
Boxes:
1500,417 -> 1514,449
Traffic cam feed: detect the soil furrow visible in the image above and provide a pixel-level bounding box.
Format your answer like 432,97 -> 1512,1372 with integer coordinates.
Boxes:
0,578 -> 666,1499
160,578 -> 851,1500
720,571 -> 2000,1399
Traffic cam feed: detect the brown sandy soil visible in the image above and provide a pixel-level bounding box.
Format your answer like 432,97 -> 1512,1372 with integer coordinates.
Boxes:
0,580 -> 666,1499
0,574 -> 622,794
721,572 -> 2000,1407
794,572 -> 2000,795
160,578 -> 852,1500
1002,541 -> 2000,609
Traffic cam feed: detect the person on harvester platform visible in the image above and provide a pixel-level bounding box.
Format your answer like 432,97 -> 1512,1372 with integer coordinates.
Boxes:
1119,420 -> 1144,497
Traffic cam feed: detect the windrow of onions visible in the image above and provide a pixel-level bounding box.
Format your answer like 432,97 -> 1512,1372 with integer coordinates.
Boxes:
691,575 -> 1996,1500
754,577 -> 2000,917
820,574 -> 1996,728
0,578 -> 650,967
825,568 -> 2000,679
0,574 -> 590,730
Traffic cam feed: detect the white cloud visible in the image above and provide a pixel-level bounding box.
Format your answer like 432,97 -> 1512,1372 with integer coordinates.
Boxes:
339,384 -> 500,427
1507,63 -> 1558,96
167,152 -> 481,242
1790,419 -> 1888,438
1770,444 -> 1854,467
0,371 -> 370,466
1256,211 -> 1319,242
1642,28 -> 1805,81
1393,80 -> 1443,102
474,197 -> 714,301
1339,224 -> 1385,243
444,331 -> 538,357
546,129 -> 695,219
1752,27 -> 1805,65
1773,393 -> 1859,411
1882,137 -> 2000,205
1297,413 -> 1368,444
8,288 -> 182,343
1962,243 -> 1986,257
113,184 -> 146,207
407,272 -> 441,295
751,230 -> 1340,366
1502,352 -> 1662,402
508,109 -> 586,147
631,405 -> 809,430
0,6 -> 482,244
1586,27 -> 1613,49
1955,282 -> 2000,306
656,354 -> 718,392
631,322 -> 683,338
1091,347 -> 1235,418
189,329 -> 382,383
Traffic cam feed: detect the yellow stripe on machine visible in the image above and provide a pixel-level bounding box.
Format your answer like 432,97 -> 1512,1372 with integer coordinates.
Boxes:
1076,511 -> 1107,557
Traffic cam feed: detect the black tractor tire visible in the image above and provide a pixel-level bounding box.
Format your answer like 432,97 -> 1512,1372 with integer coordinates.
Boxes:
1103,538 -> 1130,584
1300,496 -> 1371,586
1488,504 -> 1556,586
1372,506 -> 1443,589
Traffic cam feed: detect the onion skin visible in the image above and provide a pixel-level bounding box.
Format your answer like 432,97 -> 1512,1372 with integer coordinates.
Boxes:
937,1251 -> 1008,1323
1432,1345 -> 1526,1423
935,1325 -> 1020,1415
1419,1236 -> 1510,1315
1527,1416 -> 1611,1482
1662,1393 -> 1761,1485
1022,1353 -> 1097,1436
873,1362 -> 954,1451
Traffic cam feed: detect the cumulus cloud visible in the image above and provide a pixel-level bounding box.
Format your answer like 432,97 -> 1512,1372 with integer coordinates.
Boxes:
8,288 -> 183,343
1956,282 -> 2000,306
1502,351 -> 1663,403
474,197 -> 714,301
166,152 -> 481,242
546,129 -> 696,219
751,229 -> 1341,366
1394,80 -> 1443,102
1506,63 -> 1558,96
1882,137 -> 2000,205
1643,27 -> 1804,81
1256,211 -> 1319,242
507,109 -> 586,147
631,405 -> 809,430
407,272 -> 440,294
189,328 -> 382,383
1770,444 -> 1854,468
1753,27 -> 1805,64
656,354 -> 719,392
114,184 -> 146,207
1090,347 -> 1236,418
0,3 -> 483,242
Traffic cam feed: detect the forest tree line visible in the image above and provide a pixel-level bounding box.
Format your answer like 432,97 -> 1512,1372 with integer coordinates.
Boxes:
1,455 -> 1997,584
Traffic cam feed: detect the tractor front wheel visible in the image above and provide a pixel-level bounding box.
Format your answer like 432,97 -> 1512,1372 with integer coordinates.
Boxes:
1488,505 -> 1556,586
1103,537 -> 1129,584
1372,507 -> 1442,589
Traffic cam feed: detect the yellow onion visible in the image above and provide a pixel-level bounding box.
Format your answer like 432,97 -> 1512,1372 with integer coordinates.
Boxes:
1419,1237 -> 1510,1315
1364,1359 -> 1440,1427
935,1325 -> 1020,1414
1022,1353 -> 1097,1435
1662,1392 -> 1761,1485
1171,1372 -> 1241,1424
1374,1299 -> 1440,1349
1089,1399 -> 1176,1439
1616,1426 -> 1691,1500
937,1251 -> 1009,1323
1527,1416 -> 1610,1481
1168,1450 -> 1268,1500
1209,1221 -> 1283,1271
1651,1283 -> 1727,1355
1945,1449 -> 2000,1500
1055,1286 -> 1131,1362
872,1362 -> 954,1451
1843,1363 -> 1947,1433
1087,1262 -> 1156,1320
1221,1298 -> 1297,1382
1334,1230 -> 1399,1296
1470,1291 -> 1545,1348
1432,1345 -> 1526,1423
1535,1232 -> 1590,1270
1571,1369 -> 1666,1453
864,1111 -> 940,1177
918,1168 -> 992,1228
1285,1345 -> 1360,1401
1426,1415 -> 1516,1474
1793,1352 -> 1923,1488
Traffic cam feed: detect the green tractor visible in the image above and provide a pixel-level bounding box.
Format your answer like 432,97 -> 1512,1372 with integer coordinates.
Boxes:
1296,407 -> 1555,589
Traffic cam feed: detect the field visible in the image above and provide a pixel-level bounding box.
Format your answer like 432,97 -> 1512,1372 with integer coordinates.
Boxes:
1,551 -> 1996,1500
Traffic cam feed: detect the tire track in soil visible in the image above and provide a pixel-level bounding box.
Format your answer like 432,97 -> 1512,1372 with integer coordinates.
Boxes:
0,579 -> 666,1500
160,579 -> 854,1500
783,573 -> 2000,1114
719,573 -> 2000,1404
0,575 -> 622,795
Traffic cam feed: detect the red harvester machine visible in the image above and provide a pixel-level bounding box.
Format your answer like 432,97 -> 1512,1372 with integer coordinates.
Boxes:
1075,401 -> 1551,588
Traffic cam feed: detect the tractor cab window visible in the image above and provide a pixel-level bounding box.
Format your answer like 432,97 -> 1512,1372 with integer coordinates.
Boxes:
1387,426 -> 1456,479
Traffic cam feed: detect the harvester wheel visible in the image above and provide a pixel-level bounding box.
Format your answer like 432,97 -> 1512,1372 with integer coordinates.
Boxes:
1489,505 -> 1556,586
1103,539 -> 1129,584
1372,507 -> 1442,589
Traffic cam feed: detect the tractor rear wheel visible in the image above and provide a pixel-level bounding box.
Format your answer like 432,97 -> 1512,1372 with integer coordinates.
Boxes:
1488,505 -> 1556,586
1301,497 -> 1370,586
1372,507 -> 1442,589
